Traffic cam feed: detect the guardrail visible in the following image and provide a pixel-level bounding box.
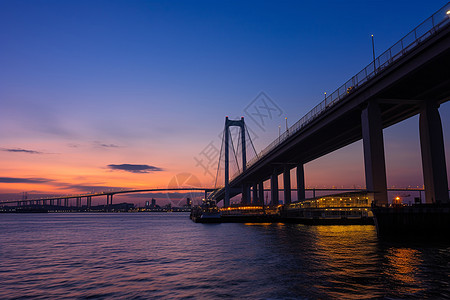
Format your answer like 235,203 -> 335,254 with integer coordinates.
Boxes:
230,2 -> 450,182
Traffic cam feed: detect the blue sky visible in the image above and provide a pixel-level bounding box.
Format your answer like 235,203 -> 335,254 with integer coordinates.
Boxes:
0,0 -> 448,203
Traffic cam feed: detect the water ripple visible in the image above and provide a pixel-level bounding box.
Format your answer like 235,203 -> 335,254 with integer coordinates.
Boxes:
1,214 -> 449,299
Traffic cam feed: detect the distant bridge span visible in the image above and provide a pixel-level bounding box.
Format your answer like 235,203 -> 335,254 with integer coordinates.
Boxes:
1,188 -> 216,206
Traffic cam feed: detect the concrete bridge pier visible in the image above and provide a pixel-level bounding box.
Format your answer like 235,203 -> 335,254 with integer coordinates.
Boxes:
296,163 -> 306,202
241,184 -> 250,204
76,197 -> 81,207
258,181 -> 265,205
107,194 -> 113,210
252,183 -> 258,204
419,101 -> 449,204
361,100 -> 388,206
283,166 -> 291,204
271,172 -> 279,206
64,199 -> 69,207
87,196 -> 92,208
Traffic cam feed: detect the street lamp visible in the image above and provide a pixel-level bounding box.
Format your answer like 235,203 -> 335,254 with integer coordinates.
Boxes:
371,34 -> 376,73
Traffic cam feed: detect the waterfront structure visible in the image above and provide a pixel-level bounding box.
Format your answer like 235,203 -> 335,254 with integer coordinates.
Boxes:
282,192 -> 373,224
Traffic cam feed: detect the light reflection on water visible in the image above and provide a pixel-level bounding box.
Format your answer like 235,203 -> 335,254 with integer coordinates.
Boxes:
0,213 -> 449,299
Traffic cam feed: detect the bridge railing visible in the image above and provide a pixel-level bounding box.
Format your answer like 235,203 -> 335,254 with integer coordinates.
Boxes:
231,3 -> 450,182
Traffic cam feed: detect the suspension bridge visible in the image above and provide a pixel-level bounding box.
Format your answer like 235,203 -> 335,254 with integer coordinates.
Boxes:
210,3 -> 450,210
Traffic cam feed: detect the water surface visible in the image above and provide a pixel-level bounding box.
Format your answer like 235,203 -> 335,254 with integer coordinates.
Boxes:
1,213 -> 449,299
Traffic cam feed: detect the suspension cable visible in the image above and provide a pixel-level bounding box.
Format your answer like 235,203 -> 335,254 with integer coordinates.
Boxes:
214,127 -> 225,189
245,124 -> 259,159
230,128 -> 240,173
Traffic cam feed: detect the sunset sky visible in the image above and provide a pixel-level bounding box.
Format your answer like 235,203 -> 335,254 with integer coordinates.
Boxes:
1,0 -> 449,205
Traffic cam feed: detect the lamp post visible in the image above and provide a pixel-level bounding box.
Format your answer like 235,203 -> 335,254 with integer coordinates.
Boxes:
371,34 -> 376,73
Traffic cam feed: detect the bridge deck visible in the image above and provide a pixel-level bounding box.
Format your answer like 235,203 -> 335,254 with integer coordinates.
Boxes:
214,4 -> 450,202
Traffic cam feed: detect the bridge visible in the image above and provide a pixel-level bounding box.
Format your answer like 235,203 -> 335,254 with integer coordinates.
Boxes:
1,187 -> 426,209
0,188 -> 215,208
211,3 -> 450,207
1,4 -> 449,214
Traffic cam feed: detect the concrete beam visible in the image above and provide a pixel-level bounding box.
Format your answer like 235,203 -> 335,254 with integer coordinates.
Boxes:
377,98 -> 423,105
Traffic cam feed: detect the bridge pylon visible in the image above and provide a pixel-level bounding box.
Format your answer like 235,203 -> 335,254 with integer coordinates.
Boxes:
224,117 -> 247,207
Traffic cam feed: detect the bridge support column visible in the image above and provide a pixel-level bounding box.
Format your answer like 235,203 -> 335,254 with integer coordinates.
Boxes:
252,183 -> 258,204
241,184 -> 250,204
284,167 -> 291,205
87,196 -> 92,208
258,181 -> 265,205
224,118 -> 230,207
296,163 -> 305,201
107,194 -> 113,210
76,197 -> 81,207
361,100 -> 388,206
64,199 -> 68,207
270,172 -> 279,206
419,101 -> 449,203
